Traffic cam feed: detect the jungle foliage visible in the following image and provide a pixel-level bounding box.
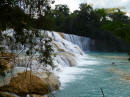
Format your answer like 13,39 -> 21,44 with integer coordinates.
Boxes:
38,3 -> 130,52
0,0 -> 55,76
1,1 -> 130,75
40,3 -> 130,44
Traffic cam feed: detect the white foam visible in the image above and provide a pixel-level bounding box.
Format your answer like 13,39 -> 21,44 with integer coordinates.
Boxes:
77,55 -> 99,66
55,56 -> 94,89
78,60 -> 99,66
57,67 -> 86,88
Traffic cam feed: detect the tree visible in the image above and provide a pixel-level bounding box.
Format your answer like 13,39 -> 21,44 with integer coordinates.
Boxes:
0,0 -> 55,76
94,8 -> 108,24
50,4 -> 70,32
101,9 -> 130,43
34,3 -> 130,53
101,9 -> 130,60
72,3 -> 101,36
108,9 -> 129,23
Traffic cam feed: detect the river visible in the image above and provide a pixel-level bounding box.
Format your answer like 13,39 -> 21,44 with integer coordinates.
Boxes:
54,52 -> 130,97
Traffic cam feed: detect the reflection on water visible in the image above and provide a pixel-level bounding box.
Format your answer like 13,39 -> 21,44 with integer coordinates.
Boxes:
54,52 -> 130,97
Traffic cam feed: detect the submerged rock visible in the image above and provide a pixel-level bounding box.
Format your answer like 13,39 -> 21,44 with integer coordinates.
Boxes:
0,71 -> 60,96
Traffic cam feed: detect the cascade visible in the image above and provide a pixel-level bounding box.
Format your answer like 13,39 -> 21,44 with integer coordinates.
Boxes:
64,33 -> 94,52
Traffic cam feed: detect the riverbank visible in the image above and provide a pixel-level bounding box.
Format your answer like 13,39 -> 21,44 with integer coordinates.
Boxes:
0,31 -> 85,97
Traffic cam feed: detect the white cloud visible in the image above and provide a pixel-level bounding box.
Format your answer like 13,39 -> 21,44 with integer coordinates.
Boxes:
54,0 -> 80,11
92,0 -> 127,7
54,0 -> 130,13
82,0 -> 130,12
126,12 -> 130,16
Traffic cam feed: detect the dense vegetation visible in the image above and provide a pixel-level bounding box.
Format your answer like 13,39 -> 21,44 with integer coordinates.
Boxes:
36,3 -> 130,52
0,0 -> 55,76
0,1 -> 130,76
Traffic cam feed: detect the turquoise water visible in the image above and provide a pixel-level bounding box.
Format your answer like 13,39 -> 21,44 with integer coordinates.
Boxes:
54,53 -> 130,97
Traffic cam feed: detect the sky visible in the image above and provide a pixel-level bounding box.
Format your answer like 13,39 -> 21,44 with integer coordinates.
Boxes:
55,0 -> 130,15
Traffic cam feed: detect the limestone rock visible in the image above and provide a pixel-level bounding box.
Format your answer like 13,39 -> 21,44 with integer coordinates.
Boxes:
0,71 -> 60,96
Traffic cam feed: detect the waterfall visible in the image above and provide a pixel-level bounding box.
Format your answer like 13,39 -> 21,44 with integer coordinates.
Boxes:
64,33 -> 94,52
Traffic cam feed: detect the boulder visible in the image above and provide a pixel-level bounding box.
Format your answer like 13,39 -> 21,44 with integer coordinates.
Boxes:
0,71 -> 60,96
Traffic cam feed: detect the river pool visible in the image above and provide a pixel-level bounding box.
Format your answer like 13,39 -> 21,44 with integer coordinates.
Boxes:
54,53 -> 130,97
